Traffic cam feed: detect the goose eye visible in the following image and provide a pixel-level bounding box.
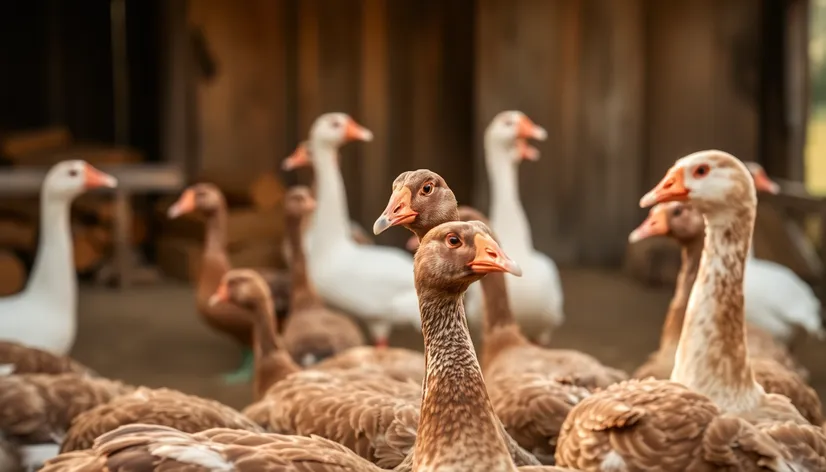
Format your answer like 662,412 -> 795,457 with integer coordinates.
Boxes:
445,233 -> 462,248
672,208 -> 682,217
421,182 -> 434,195
331,121 -> 341,129
693,164 -> 710,178
68,169 -> 78,177
504,119 -> 514,127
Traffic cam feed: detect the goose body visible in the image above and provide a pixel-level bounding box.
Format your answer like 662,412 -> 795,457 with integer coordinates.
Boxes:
0,161 -> 117,355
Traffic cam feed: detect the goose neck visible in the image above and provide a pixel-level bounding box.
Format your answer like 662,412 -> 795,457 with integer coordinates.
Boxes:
27,195 -> 75,305
660,237 -> 703,349
250,299 -> 299,397
414,287 -> 514,471
485,146 -> 532,252
308,142 -> 351,248
671,209 -> 761,412
204,205 -> 228,253
285,213 -> 324,312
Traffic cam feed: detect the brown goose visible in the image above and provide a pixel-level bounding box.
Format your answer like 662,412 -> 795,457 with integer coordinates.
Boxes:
42,222 -> 566,471
555,150 -> 825,470
629,201 -> 822,425
213,269 -> 538,469
374,170 -> 621,464
279,186 -> 366,366
58,387 -> 262,453
0,341 -> 95,376
167,183 -> 290,384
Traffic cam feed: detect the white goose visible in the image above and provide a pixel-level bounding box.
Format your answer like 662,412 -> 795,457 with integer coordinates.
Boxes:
0,160 -> 117,355
476,111 -> 564,345
281,113 -> 421,346
739,162 -> 825,344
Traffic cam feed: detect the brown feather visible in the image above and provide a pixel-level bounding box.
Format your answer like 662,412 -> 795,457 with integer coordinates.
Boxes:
0,342 -> 94,376
0,374 -> 133,444
59,387 -> 261,453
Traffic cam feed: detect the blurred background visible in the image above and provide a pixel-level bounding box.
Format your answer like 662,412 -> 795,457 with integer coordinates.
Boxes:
0,0 -> 824,409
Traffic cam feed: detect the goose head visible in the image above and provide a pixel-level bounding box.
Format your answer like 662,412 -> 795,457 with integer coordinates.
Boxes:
484,111 -> 547,163
209,268 -> 272,314
628,201 -> 705,244
373,169 -> 457,237
44,160 -> 117,201
640,150 -> 755,221
743,161 -> 780,194
414,220 -> 521,293
167,183 -> 225,219
403,205 -> 490,252
284,186 -> 316,218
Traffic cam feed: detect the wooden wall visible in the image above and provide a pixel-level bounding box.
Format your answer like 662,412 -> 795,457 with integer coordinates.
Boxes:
177,0 -> 801,265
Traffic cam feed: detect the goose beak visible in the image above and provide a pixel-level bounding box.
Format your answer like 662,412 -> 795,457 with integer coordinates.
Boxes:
209,282 -> 229,307
629,206 -> 669,243
373,186 -> 418,235
345,119 -> 373,142
167,189 -> 195,219
83,164 -> 118,189
517,115 -> 547,141
469,234 -> 522,276
283,143 -> 311,171
752,169 -> 780,194
640,167 -> 690,208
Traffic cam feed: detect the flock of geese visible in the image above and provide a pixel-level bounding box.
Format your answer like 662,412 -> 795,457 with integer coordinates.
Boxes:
0,111 -> 825,471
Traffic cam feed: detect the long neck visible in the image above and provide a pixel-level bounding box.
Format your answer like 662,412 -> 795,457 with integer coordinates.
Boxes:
659,237 -> 703,349
27,195 -> 75,305
486,143 -> 533,252
671,209 -> 762,412
309,143 -> 352,247
251,299 -> 300,400
197,208 -> 231,303
480,273 -> 527,368
414,287 -> 514,471
286,213 -> 323,312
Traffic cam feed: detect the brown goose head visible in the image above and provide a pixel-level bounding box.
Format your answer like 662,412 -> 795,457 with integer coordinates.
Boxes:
373,169 -> 458,238
167,183 -> 226,219
209,269 -> 273,319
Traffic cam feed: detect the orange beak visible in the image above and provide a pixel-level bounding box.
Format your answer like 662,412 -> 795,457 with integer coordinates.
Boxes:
640,167 -> 690,208
516,115 -> 547,141
752,169 -> 780,194
167,188 -> 196,219
208,281 -> 229,307
628,205 -> 669,243
373,186 -> 418,235
282,143 -> 311,171
406,235 -> 420,252
469,234 -> 522,276
344,119 -> 374,142
83,164 -> 117,190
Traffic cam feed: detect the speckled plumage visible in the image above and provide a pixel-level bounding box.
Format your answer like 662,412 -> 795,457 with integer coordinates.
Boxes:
0,341 -> 95,376
0,373 -> 133,445
59,387 -> 261,453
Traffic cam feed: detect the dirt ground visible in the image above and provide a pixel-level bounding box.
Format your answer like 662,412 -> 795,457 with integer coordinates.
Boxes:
71,267 -> 826,411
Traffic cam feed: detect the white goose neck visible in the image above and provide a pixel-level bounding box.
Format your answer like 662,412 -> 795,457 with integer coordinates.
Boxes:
671,208 -> 762,412
485,143 -> 533,252
27,194 -> 76,308
308,142 -> 352,250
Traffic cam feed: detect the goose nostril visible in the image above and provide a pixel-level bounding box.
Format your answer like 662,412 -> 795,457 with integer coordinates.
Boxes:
486,248 -> 498,259
393,204 -> 404,214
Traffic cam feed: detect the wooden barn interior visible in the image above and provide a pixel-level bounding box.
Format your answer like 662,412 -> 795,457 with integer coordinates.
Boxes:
1,0 -> 825,409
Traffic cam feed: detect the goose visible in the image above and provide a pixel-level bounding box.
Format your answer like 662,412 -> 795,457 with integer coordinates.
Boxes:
628,201 -> 822,425
479,111 -> 563,345
555,151 -> 826,470
0,341 -> 96,376
278,186 -> 366,366
281,113 -> 420,347
0,160 -> 117,355
41,221 -> 570,471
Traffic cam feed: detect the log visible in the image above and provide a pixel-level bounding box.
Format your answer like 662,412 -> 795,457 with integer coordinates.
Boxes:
0,218 -> 36,252
155,236 -> 202,281
195,171 -> 285,211
72,224 -> 108,274
0,250 -> 27,296
73,195 -> 116,222
0,127 -> 72,161
157,204 -> 283,248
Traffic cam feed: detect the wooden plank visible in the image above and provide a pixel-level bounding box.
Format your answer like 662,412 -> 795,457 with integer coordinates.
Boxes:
785,0 -> 809,181
187,0 -> 289,181
0,250 -> 26,296
0,127 -> 72,160
577,0 -> 645,264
